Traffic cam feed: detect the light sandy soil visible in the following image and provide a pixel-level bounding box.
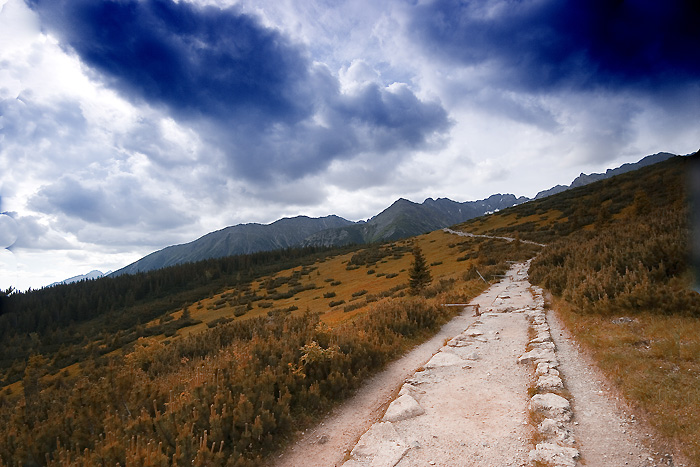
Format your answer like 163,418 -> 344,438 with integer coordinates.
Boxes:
270,293 -> 481,467
389,265 -> 534,467
272,260 -> 682,467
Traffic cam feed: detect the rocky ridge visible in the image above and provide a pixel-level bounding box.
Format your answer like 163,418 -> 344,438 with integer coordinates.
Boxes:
108,152 -> 677,279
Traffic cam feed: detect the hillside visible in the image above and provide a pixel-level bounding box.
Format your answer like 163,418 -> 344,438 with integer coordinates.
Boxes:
111,215 -> 354,276
0,219 -> 540,465
533,151 -> 675,199
456,151 -> 700,463
109,195 -> 526,277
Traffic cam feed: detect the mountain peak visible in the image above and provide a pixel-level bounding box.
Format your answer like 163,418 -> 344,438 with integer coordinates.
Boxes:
391,198 -> 416,206
50,270 -> 106,287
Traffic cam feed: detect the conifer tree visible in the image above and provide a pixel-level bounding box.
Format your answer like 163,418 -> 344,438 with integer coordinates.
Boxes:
409,246 -> 432,295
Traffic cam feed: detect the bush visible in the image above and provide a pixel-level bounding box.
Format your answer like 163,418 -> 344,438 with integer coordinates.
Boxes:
529,167 -> 696,317
343,303 -> 364,313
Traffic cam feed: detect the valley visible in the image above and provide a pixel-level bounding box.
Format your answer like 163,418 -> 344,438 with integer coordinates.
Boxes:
0,153 -> 698,466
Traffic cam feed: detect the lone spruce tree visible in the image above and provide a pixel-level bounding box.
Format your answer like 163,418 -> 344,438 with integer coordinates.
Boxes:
409,245 -> 432,295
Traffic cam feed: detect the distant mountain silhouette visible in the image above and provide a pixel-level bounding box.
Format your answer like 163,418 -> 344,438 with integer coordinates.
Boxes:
50,270 -> 109,287
111,151 -> 678,277
111,215 -> 353,276
534,152 -> 675,199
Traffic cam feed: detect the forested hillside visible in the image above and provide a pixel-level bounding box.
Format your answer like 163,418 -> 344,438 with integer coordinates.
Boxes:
0,219 -> 540,465
0,246 -> 360,389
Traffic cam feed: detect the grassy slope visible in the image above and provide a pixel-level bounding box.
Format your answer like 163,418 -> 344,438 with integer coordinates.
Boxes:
149,230 -> 493,337
5,155 -> 694,464
456,155 -> 700,463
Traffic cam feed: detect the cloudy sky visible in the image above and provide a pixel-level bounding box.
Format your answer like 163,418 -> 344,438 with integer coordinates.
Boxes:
1,0 -> 698,291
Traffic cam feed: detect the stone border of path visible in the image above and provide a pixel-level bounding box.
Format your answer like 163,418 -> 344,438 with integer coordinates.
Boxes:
517,285 -> 579,467
340,317 -> 487,467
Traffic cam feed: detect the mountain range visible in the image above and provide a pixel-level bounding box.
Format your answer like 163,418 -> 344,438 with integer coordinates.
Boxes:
103,152 -> 674,277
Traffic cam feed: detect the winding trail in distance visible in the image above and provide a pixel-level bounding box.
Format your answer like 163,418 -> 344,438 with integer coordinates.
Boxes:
442,227 -> 547,247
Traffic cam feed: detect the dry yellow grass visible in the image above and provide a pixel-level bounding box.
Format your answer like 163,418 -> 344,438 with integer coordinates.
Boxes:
553,298 -> 700,463
464,209 -> 564,234
28,228 -> 507,398
169,230 -> 486,335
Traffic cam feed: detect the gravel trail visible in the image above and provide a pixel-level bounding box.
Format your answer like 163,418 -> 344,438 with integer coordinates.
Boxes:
270,293 -> 481,467
272,261 -> 672,467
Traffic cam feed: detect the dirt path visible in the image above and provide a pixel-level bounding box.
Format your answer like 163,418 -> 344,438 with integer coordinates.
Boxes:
388,263 -> 535,467
270,294 -> 481,467
272,261 -> 673,467
442,228 -> 547,247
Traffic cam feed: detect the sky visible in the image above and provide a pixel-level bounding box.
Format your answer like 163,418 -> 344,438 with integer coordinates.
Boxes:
1,0 -> 699,291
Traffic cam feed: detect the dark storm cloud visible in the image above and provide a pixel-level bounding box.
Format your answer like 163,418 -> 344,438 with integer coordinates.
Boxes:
26,0 -> 313,124
223,79 -> 451,181
411,0 -> 700,94
335,83 -> 450,149
26,0 -> 451,181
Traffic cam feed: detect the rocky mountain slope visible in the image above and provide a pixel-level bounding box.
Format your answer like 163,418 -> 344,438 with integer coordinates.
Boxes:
49,270 -> 110,287
111,195 -> 524,276
303,194 -> 527,248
